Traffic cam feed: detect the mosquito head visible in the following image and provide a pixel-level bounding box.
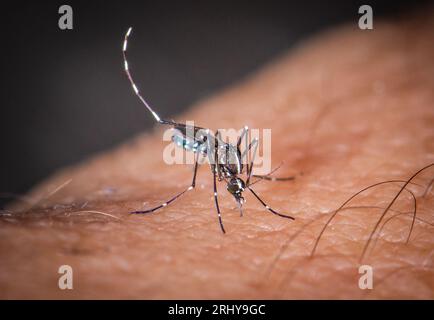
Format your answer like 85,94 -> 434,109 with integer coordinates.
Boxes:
227,177 -> 246,205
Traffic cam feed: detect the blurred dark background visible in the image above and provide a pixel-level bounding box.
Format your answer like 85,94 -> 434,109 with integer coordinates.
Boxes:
0,0 -> 430,203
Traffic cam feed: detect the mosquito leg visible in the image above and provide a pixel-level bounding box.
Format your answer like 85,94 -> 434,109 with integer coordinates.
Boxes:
205,129 -> 221,174
245,138 -> 259,186
252,175 -> 295,182
246,147 -> 295,220
214,130 -> 222,179
249,161 -> 298,186
123,27 -> 175,126
252,161 -> 291,181
238,126 -> 250,173
131,151 -> 200,214
248,187 -> 295,220
237,126 -> 249,149
248,175 -> 296,188
241,136 -> 259,177
212,164 -> 226,233
205,129 -> 226,233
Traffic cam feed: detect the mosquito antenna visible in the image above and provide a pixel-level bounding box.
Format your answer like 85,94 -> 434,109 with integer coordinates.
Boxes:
248,187 -> 295,220
122,27 -> 165,124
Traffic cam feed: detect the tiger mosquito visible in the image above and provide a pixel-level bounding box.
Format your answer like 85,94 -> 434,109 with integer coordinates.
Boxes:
123,27 -> 295,233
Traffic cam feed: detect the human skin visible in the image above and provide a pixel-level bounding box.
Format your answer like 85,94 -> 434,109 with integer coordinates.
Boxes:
1,9 -> 434,299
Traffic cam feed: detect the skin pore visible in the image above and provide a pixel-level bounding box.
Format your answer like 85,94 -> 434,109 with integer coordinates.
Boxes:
1,8 -> 434,299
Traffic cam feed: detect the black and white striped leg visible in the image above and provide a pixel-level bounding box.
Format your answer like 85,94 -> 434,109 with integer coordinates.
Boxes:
205,129 -> 226,233
248,162 -> 296,187
212,165 -> 226,233
248,187 -> 295,220
237,126 -> 249,172
131,152 -> 200,214
253,175 -> 295,182
245,138 -> 259,186
122,28 -> 179,127
214,130 -> 223,180
237,126 -> 248,149
238,126 -> 250,173
245,146 -> 295,220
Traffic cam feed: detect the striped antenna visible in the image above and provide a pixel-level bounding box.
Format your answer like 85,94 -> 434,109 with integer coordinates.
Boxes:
122,27 -> 162,123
